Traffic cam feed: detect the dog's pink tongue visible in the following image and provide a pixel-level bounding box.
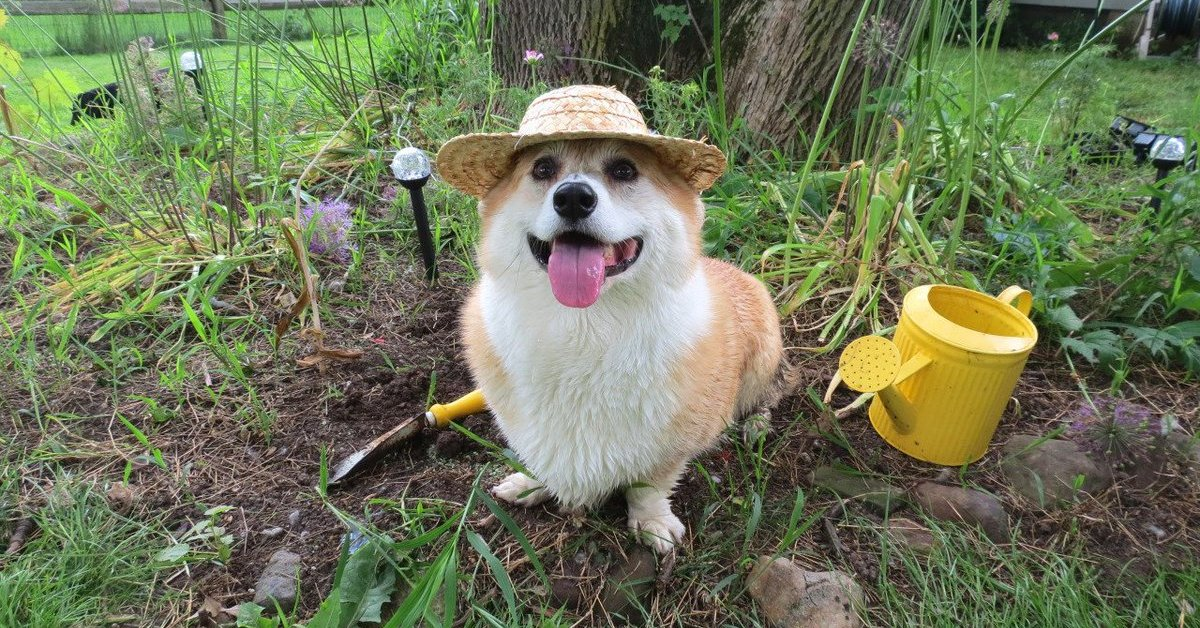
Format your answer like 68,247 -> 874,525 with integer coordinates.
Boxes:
548,236 -> 606,308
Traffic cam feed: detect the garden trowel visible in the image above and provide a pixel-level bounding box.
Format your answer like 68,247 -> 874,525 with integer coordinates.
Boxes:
327,389 -> 486,486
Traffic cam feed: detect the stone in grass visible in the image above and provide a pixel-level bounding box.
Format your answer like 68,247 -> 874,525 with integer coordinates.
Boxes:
884,517 -> 940,555
809,466 -> 905,516
910,483 -> 1011,543
550,547 -> 657,617
601,547 -> 657,616
1001,435 -> 1113,508
748,556 -> 863,628
253,549 -> 301,613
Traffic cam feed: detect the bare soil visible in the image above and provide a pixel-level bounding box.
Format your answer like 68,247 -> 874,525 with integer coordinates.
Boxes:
4,239 -> 1198,624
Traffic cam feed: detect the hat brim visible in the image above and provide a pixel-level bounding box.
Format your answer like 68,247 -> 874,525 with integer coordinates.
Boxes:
435,131 -> 726,198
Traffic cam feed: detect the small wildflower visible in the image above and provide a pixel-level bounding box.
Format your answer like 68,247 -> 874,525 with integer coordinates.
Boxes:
854,17 -> 900,71
1047,32 -> 1060,42
523,49 -> 544,65
379,183 -> 398,203
300,197 -> 355,263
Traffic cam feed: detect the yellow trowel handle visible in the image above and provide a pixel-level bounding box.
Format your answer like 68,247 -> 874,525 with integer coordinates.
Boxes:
424,389 -> 487,429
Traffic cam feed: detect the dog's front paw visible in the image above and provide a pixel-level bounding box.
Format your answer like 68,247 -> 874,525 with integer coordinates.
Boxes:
629,511 -> 685,554
491,472 -> 550,507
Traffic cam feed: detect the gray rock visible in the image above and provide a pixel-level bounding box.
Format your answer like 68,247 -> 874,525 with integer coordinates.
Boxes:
910,483 -> 1010,543
885,517 -> 939,555
601,547 -> 656,616
748,556 -> 863,628
1001,435 -> 1113,508
287,510 -> 302,529
260,527 -> 285,539
809,466 -> 905,516
253,549 -> 301,612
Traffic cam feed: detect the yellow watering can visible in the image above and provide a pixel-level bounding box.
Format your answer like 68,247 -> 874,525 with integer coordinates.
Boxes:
838,285 -> 1037,466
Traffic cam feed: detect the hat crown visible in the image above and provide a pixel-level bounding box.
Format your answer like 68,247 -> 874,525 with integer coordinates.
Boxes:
518,85 -> 649,137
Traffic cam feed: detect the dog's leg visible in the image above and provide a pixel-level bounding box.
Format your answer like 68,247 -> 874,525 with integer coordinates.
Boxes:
626,461 -> 687,554
491,472 -> 551,508
741,408 -> 773,444
739,357 -> 797,445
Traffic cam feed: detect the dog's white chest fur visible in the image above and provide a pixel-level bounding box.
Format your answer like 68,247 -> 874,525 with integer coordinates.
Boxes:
478,270 -> 712,508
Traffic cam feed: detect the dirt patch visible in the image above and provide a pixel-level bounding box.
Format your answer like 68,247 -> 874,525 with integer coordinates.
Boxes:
4,245 -> 1198,623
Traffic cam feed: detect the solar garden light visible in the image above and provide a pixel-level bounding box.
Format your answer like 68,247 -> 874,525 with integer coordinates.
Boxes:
1132,132 -> 1159,164
1148,135 -> 1189,210
391,146 -> 437,282
179,50 -> 204,95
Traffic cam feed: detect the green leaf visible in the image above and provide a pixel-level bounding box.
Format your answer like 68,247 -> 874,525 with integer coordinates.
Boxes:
235,602 -> 265,627
1185,247 -> 1200,282
1044,305 -> 1083,333
1060,337 -> 1098,363
1173,291 -> 1200,313
466,530 -> 517,618
338,540 -> 395,625
357,567 -> 395,623
1167,320 -> 1200,340
155,542 -> 190,564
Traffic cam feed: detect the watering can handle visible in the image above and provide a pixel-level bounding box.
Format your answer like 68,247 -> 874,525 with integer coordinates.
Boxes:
996,286 -> 1032,317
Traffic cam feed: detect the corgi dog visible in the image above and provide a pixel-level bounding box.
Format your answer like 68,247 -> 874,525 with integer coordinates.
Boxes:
436,85 -> 784,553
453,137 -> 785,553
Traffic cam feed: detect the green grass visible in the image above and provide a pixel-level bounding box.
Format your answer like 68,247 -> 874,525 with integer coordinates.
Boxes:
945,47 -> 1200,141
0,6 -> 391,56
875,521 -> 1199,626
0,460 -> 175,625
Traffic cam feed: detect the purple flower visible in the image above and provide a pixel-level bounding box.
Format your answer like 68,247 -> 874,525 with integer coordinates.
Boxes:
1066,394 -> 1159,465
300,197 -> 355,263
523,49 -> 544,65
379,184 -> 398,203
1047,32 -> 1060,42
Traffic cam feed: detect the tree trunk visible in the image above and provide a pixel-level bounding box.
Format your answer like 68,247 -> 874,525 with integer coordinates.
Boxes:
209,0 -> 227,42
721,0 -> 916,157
486,0 -> 918,155
484,0 -> 709,92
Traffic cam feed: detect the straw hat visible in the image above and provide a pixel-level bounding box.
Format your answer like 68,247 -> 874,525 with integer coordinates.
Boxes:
436,85 -> 726,198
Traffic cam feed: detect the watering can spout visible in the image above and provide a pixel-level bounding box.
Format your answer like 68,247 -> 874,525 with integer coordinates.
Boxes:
838,335 -> 930,434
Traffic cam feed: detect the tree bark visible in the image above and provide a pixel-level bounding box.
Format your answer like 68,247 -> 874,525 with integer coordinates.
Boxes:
486,0 -> 918,154
721,0 -> 916,156
209,0 -> 227,42
483,0 -> 709,92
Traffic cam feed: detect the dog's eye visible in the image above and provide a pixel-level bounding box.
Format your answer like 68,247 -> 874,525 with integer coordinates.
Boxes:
531,157 -> 559,181
606,159 -> 638,182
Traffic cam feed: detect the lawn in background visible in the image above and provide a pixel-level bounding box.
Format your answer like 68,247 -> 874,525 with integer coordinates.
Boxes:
0,6 -> 390,56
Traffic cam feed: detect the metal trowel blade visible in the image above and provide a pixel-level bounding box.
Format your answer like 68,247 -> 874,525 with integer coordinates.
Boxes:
327,416 -> 424,487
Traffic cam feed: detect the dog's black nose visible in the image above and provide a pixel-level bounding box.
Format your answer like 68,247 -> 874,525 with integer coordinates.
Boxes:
553,181 -> 597,220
